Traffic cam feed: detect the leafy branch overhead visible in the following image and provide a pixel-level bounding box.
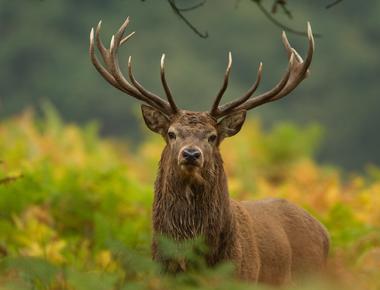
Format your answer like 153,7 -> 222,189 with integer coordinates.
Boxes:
159,0 -> 344,38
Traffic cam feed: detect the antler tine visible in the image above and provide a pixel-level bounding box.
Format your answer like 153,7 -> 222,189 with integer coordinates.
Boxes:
91,20 -> 133,93
89,17 -> 175,115
90,27 -> 124,91
120,31 -> 136,45
275,22 -> 314,97
108,33 -> 156,102
214,62 -> 263,118
235,53 -> 294,111
115,17 -> 130,41
161,54 -> 179,113
210,52 -> 232,116
113,16 -> 136,45
92,21 -> 137,94
106,18 -> 172,113
95,21 -> 110,66
90,19 -> 157,104
229,22 -> 314,113
127,56 -> 172,112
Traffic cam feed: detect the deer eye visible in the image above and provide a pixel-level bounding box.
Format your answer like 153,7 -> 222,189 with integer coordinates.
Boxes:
168,131 -> 176,140
208,134 -> 217,143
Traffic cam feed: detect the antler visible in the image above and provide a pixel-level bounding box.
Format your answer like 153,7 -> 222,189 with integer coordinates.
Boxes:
89,17 -> 178,115
210,22 -> 314,119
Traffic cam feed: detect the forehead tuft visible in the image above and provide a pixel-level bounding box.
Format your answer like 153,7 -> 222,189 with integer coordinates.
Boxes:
171,111 -> 217,132
175,112 -> 215,125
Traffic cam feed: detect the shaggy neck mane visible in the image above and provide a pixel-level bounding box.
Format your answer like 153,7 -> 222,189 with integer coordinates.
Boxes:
152,145 -> 233,257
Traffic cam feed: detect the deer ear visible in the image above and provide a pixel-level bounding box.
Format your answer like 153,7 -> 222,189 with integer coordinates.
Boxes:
217,110 -> 247,140
141,105 -> 170,135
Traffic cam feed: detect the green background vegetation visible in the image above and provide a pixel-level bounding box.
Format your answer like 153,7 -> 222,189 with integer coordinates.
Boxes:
0,0 -> 379,170
0,1 -> 379,289
0,108 -> 380,289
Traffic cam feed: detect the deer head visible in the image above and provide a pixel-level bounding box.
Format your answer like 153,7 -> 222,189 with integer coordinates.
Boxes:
89,17 -> 314,180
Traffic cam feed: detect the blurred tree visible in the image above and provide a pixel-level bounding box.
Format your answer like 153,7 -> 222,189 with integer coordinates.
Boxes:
153,0 -> 344,38
0,0 -> 378,170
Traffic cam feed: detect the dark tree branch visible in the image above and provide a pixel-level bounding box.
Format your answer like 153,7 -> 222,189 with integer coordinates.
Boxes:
256,2 -> 321,37
326,0 -> 344,9
165,0 -> 324,38
0,174 -> 23,185
175,0 -> 207,12
271,0 -> 292,19
167,0 -> 209,38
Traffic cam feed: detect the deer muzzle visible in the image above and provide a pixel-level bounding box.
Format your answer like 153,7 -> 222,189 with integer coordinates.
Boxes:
178,146 -> 204,170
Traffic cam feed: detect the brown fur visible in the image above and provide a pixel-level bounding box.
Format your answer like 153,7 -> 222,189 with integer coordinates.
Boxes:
89,17 -> 324,285
143,108 -> 329,285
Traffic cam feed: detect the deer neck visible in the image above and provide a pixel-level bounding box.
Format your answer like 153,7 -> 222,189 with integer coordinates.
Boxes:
152,147 -> 232,246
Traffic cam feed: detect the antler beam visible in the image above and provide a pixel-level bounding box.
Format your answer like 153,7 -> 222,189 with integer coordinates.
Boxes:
210,22 -> 314,119
89,17 -> 178,116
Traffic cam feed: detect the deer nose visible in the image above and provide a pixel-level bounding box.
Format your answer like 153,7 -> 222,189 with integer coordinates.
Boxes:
182,148 -> 201,162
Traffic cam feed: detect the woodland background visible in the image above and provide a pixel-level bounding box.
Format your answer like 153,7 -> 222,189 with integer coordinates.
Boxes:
0,0 -> 379,170
0,1 -> 379,290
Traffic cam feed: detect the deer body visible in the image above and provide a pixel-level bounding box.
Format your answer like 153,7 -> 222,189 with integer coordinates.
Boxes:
89,17 -> 329,285
150,112 -> 329,284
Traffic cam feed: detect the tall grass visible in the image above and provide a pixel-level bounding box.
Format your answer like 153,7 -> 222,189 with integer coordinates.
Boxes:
0,107 -> 379,289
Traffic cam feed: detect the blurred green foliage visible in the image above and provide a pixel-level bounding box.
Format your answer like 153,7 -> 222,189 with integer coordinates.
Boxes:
0,1 -> 379,169
0,107 -> 379,289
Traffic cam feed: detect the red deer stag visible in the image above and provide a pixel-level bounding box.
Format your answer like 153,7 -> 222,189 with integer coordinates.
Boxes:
89,17 -> 329,285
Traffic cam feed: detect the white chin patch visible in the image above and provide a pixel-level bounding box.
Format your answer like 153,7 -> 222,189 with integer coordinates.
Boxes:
179,164 -> 204,183
180,163 -> 199,173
